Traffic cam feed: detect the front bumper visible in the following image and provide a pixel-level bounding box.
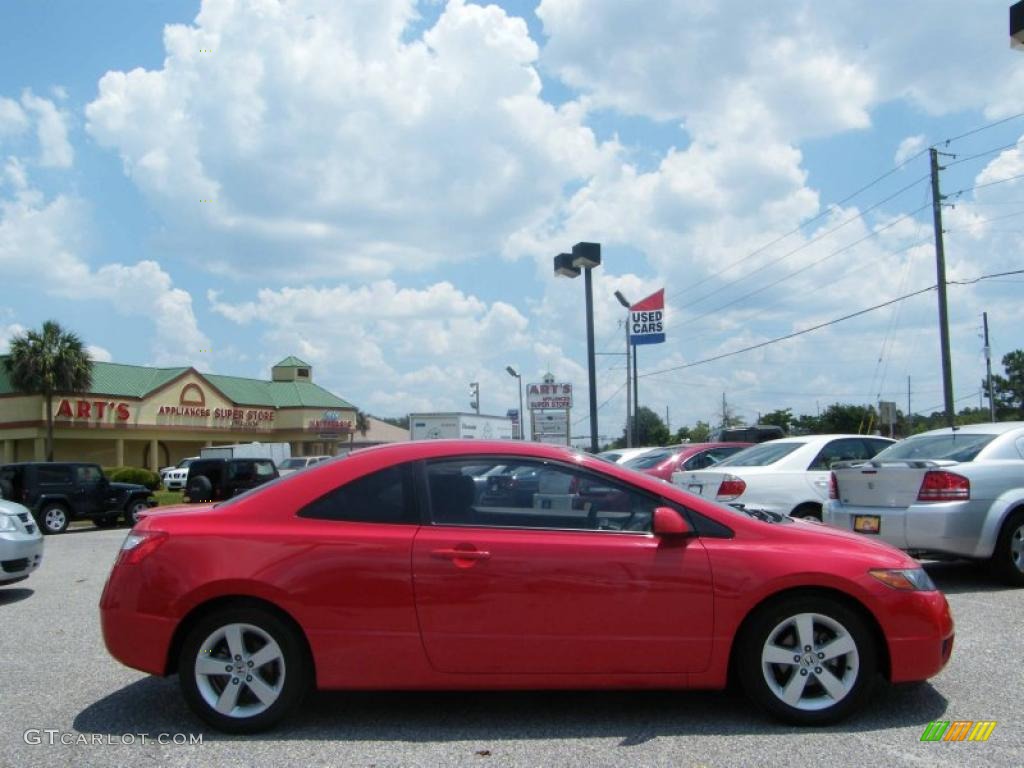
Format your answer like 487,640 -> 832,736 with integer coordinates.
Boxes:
0,534 -> 44,584
825,500 -> 990,558
884,589 -> 955,683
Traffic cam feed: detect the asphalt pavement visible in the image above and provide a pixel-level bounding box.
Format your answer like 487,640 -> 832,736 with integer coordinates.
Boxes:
0,527 -> 1020,767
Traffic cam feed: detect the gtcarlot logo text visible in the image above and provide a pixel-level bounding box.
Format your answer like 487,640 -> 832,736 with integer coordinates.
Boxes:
24,730 -> 203,746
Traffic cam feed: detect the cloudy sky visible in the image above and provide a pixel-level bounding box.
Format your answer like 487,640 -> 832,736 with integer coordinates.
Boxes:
2,0 -> 1023,442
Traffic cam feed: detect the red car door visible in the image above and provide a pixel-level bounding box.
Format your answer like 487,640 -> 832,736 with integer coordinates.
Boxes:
412,458 -> 715,676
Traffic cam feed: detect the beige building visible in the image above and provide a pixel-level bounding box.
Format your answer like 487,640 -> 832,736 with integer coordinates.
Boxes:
0,356 -> 369,469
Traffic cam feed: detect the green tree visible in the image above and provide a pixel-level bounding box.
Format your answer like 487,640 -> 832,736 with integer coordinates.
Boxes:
817,402 -> 877,434
986,350 -> 1024,419
3,320 -> 92,461
760,408 -> 794,433
349,409 -> 371,446
690,420 -> 711,442
673,425 -> 691,443
634,406 -> 671,446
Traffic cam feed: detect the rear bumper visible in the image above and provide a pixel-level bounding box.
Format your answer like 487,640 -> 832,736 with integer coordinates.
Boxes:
100,564 -> 177,676
825,500 -> 990,557
885,590 -> 955,683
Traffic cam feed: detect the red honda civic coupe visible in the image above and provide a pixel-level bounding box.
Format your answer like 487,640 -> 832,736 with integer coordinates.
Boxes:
100,440 -> 953,733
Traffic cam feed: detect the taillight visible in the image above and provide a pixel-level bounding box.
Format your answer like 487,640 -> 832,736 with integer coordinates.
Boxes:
716,474 -> 746,501
829,472 -> 838,500
118,531 -> 168,565
917,470 -> 970,502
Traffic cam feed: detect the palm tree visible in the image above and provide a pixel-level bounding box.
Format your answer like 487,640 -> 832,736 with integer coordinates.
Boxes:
3,320 -> 93,461
349,410 -> 371,448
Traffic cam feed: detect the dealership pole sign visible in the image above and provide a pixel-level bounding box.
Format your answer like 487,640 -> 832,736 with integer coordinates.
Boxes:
527,374 -> 572,446
629,288 -> 665,345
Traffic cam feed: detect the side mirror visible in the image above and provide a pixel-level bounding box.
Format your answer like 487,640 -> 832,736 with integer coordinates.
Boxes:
653,506 -> 692,537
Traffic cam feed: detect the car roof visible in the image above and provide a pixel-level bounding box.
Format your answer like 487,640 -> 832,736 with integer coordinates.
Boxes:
912,421 -> 1024,437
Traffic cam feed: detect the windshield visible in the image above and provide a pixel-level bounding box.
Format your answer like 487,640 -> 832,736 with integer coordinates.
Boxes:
873,433 -> 996,463
624,449 -> 674,469
279,458 -> 307,469
715,442 -> 804,467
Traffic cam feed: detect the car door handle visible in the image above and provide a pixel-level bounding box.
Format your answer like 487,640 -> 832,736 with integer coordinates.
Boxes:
430,548 -> 491,561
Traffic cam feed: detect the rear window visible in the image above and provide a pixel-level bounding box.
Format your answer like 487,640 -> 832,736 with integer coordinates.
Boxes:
715,442 -> 804,467
624,449 -> 674,470
874,433 -> 996,463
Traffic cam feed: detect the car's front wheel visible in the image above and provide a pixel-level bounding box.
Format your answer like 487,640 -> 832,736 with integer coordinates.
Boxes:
38,503 -> 71,535
738,596 -> 876,725
179,606 -> 309,733
990,509 -> 1024,587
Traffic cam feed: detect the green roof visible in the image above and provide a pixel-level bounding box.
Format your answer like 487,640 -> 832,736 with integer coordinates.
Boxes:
0,358 -> 352,409
273,356 -> 311,368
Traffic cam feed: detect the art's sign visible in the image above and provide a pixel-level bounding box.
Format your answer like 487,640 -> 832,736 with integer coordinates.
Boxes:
527,382 -> 573,410
629,288 -> 666,345
56,399 -> 130,421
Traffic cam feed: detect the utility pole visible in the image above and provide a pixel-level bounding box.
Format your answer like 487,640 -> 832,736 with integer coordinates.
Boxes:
930,147 -> 956,427
624,320 -> 632,447
984,312 -> 996,422
907,375 -> 912,435
721,392 -> 728,430
665,405 -> 670,434
632,346 -> 639,445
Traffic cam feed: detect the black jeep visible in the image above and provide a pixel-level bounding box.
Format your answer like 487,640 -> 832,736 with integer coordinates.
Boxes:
0,462 -> 157,534
184,458 -> 279,503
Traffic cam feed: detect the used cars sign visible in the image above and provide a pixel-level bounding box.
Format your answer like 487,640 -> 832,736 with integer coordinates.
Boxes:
629,288 -> 665,345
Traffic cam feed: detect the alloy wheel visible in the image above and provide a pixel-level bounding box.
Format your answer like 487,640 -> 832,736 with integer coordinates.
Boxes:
760,612 -> 860,711
194,622 -> 286,719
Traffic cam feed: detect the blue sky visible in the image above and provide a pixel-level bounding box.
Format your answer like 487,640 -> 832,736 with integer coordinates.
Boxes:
2,0 -> 1023,441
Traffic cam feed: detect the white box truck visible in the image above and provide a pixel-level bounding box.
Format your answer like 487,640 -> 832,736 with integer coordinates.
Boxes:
200,442 -> 292,466
409,413 -> 515,441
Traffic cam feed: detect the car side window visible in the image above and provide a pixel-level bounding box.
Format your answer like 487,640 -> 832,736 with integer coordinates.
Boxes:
683,451 -> 717,471
38,465 -> 72,484
298,464 -> 416,524
75,465 -> 103,484
425,458 -> 656,533
254,461 -> 275,478
808,439 -> 872,471
863,438 -> 893,457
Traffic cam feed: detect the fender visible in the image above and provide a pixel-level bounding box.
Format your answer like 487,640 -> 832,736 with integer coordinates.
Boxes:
33,493 -> 73,513
971,488 -> 1024,558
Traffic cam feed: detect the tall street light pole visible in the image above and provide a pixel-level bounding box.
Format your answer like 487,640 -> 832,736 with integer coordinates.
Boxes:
554,242 -> 601,452
615,290 -> 632,447
506,366 -> 524,439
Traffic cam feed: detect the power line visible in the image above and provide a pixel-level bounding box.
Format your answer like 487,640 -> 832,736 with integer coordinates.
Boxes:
669,174 -> 931,317
938,111 -> 1024,147
642,268 -> 1024,380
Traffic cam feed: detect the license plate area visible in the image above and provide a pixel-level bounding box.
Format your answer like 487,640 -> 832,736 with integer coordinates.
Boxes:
688,484 -> 702,495
854,514 -> 881,534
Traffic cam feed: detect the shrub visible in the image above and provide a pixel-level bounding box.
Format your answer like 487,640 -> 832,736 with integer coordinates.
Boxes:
106,466 -> 161,491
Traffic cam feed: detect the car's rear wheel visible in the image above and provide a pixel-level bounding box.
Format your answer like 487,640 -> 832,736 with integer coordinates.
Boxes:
179,606 -> 308,733
790,504 -> 822,521
990,509 -> 1024,587
38,503 -> 71,535
126,500 -> 149,526
738,596 -> 876,724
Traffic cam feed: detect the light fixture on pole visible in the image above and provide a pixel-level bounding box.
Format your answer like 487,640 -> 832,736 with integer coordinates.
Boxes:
614,290 -> 632,448
554,242 -> 601,452
506,366 -> 525,439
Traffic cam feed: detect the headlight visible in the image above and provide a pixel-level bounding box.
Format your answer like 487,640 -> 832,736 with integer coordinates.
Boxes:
869,568 -> 937,591
0,515 -> 16,532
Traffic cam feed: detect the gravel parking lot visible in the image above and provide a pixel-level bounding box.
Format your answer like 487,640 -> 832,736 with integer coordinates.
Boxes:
1,527 -> 1019,768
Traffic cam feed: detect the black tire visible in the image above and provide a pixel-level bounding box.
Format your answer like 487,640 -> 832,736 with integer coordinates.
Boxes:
790,504 -> 822,521
737,595 -> 877,725
94,516 -> 121,529
990,509 -> 1024,587
37,503 -> 71,535
126,499 -> 150,526
186,475 -> 213,503
179,605 -> 309,733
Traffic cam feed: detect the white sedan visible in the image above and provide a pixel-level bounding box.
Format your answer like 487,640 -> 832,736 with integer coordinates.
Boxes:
672,434 -> 894,520
277,455 -> 332,476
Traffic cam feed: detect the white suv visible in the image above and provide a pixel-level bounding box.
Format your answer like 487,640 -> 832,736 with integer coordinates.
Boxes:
162,457 -> 199,491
